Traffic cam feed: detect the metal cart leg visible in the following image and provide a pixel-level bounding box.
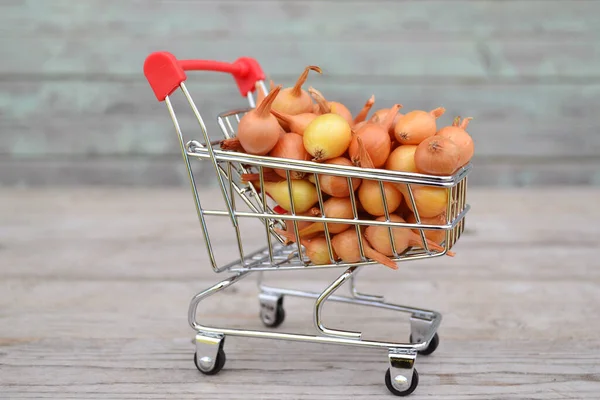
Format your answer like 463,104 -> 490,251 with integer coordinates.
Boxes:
386,349 -> 419,396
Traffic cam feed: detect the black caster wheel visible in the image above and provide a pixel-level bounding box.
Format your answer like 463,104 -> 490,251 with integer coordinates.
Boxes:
260,298 -> 285,328
385,368 -> 419,397
410,332 -> 439,356
194,347 -> 226,375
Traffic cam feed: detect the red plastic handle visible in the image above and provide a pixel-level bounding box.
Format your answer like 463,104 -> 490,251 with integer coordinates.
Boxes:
143,51 -> 265,101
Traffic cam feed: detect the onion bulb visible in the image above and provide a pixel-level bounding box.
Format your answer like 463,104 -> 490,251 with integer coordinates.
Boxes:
241,170 -> 284,183
271,66 -> 322,128
406,212 -> 447,245
358,179 -> 403,216
268,132 -> 310,179
236,85 -> 283,155
303,113 -> 352,161
259,179 -> 318,213
310,157 -> 361,197
364,215 -> 453,257
414,136 -> 460,175
436,116 -> 474,167
370,107 -> 404,139
302,235 -> 338,265
348,104 -> 401,168
308,87 -> 353,126
276,197 -> 354,242
385,145 -> 419,173
270,109 -> 317,136
283,208 -> 321,235
394,107 -> 446,145
353,95 -> 376,125
331,229 -> 398,270
396,185 -> 448,218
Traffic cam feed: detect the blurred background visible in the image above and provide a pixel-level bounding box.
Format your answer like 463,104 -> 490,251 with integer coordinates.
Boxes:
2,0 -> 599,187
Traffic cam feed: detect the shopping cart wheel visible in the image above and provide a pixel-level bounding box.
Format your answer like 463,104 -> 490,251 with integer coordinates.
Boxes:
259,293 -> 285,328
385,368 -> 419,397
410,332 -> 439,356
194,348 -> 226,375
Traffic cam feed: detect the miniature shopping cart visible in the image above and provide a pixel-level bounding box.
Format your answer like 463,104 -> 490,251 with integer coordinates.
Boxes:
143,51 -> 471,396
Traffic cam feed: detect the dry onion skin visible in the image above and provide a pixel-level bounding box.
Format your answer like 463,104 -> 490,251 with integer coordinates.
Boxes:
396,184 -> 448,218
269,132 -> 311,179
271,66 -> 322,128
436,116 -> 475,167
310,157 -> 362,197
414,135 -> 461,175
303,113 -> 352,161
394,107 -> 446,145
348,104 -> 402,168
236,85 -> 283,155
308,87 -> 354,126
364,215 -> 454,257
385,144 -> 419,173
406,212 -> 447,245
331,229 -> 398,270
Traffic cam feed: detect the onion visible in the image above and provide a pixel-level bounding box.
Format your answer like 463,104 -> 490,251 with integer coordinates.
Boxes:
364,215 -> 454,257
394,107 -> 446,145
310,157 -> 361,197
303,113 -> 352,161
260,179 -> 318,213
414,136 -> 460,175
295,197 -> 355,240
269,132 -> 310,179
271,66 -> 322,129
236,85 -> 283,155
397,185 -> 448,218
283,208 -> 321,234
406,212 -> 447,245
270,109 -> 317,136
348,104 -> 401,168
331,229 -> 398,270
385,145 -> 418,173
308,87 -> 353,126
436,116 -> 474,167
358,179 -> 403,216
241,170 -> 284,183
370,107 -> 404,139
353,95 -> 375,125
302,235 -> 338,265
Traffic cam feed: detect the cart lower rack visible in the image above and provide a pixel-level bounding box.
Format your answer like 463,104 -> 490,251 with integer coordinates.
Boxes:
144,51 -> 471,396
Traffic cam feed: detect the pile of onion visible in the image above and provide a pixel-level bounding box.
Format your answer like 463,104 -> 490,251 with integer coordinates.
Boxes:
220,68 -> 479,270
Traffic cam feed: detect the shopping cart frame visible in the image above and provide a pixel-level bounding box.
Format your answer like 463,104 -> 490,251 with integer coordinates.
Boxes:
144,51 -> 472,396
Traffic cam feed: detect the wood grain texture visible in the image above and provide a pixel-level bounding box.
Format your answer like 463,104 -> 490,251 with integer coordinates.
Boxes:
2,1 -> 599,77
1,157 -> 600,187
2,80 -> 600,158
1,0 -> 599,186
0,187 -> 599,399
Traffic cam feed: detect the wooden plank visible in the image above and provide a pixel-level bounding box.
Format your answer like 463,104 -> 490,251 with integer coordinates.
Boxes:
1,338 -> 599,399
1,187 -> 599,282
1,157 -> 600,187
2,80 -> 600,158
1,1 -> 599,77
2,0 -> 598,41
2,36 -> 598,79
0,187 -> 599,398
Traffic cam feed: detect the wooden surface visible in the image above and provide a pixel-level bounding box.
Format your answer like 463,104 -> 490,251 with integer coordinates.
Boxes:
1,0 -> 600,186
1,187 -> 600,399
